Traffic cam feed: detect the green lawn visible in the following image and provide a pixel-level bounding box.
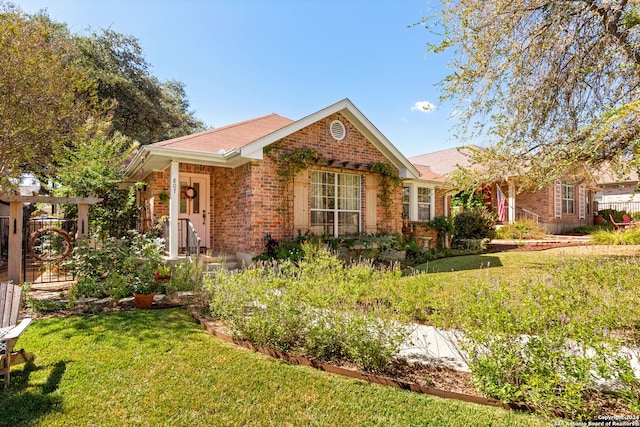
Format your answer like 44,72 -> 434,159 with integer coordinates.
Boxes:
3,308 -> 551,427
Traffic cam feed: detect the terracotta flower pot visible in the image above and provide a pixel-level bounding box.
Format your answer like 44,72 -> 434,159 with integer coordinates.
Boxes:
133,292 -> 156,309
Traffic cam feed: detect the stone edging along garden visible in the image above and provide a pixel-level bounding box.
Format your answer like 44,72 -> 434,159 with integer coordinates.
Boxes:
186,306 -> 531,413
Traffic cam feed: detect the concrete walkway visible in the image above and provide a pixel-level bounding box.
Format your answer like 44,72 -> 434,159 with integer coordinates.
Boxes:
396,322 -> 640,391
398,324 -> 469,372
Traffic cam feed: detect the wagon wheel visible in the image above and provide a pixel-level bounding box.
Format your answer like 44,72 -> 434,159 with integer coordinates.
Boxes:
28,227 -> 74,263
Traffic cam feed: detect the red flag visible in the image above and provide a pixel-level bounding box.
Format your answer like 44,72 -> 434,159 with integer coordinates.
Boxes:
496,185 -> 506,222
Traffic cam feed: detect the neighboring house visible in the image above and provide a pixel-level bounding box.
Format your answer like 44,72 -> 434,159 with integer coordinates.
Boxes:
124,99 -> 421,260
408,147 -> 598,234
594,168 -> 640,213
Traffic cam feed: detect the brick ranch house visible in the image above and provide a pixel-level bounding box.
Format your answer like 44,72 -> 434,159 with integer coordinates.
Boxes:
124,99 -> 441,261
409,147 -> 599,234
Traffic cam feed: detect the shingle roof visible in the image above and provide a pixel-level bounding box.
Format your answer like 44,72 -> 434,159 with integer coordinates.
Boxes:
408,146 -> 477,176
595,164 -> 639,185
152,113 -> 294,154
412,164 -> 447,183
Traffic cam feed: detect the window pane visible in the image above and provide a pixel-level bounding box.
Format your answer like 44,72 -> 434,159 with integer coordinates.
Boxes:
338,212 -> 359,235
417,187 -> 432,203
311,211 -> 333,235
192,182 -> 200,213
311,171 -> 361,236
402,187 -> 410,203
180,182 -> 188,214
418,204 -> 431,221
562,181 -> 575,214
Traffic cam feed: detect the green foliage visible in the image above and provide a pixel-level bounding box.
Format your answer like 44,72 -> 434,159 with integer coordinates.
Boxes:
264,146 -> 320,234
0,4 -> 104,189
422,1 -> 640,188
74,28 -> 205,144
495,219 -> 547,240
165,261 -> 205,294
55,128 -> 139,233
451,190 -> 487,210
431,256 -> 640,418
428,215 -> 455,249
599,208 -> 628,224
9,309 -> 549,427
452,209 -> 496,241
372,162 -> 402,218
208,244 -> 408,372
591,227 -> 640,245
66,231 -> 165,301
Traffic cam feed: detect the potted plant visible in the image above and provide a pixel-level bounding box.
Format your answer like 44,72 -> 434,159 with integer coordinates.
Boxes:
131,274 -> 160,308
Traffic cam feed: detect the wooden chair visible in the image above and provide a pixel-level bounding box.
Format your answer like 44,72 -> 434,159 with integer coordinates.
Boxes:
0,282 -> 32,388
609,214 -> 625,231
623,214 -> 637,226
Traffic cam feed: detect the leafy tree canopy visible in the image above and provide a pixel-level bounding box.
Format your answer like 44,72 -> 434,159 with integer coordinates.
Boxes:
0,4 -> 104,189
423,0 -> 640,189
54,122 -> 139,231
0,3 -> 206,192
74,29 -> 206,145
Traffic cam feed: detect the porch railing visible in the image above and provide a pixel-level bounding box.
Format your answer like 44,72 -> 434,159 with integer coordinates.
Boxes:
161,218 -> 201,258
184,219 -> 201,258
515,207 -> 540,223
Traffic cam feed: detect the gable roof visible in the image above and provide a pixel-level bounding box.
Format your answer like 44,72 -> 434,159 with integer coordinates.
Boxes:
410,164 -> 447,184
595,164 -> 639,185
152,114 -> 294,154
125,99 -> 420,180
408,146 -> 477,177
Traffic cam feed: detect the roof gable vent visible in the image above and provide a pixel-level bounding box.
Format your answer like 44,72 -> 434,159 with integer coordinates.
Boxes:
330,120 -> 346,141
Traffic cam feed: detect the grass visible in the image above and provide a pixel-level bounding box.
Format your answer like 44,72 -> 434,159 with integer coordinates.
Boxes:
1,309 -> 550,427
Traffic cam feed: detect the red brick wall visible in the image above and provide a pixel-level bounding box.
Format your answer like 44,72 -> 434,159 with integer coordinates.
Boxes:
499,180 -> 594,233
434,188 -> 448,217
243,112 -> 402,253
138,112 -> 403,255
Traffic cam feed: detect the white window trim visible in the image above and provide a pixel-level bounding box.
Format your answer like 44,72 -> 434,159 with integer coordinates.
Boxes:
404,183 -> 435,221
562,181 -> 575,215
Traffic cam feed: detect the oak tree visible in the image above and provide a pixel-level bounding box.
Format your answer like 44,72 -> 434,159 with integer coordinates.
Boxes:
0,5 -> 103,189
423,0 -> 640,188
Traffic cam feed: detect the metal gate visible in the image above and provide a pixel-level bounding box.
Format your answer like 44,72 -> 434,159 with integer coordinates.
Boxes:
23,216 -> 77,284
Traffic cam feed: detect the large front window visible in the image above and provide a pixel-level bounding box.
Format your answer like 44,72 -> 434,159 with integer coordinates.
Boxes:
311,171 -> 361,236
417,187 -> 433,221
562,181 -> 575,214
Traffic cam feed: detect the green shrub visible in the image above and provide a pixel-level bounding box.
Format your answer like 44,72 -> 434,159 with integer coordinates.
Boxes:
166,261 -> 205,294
495,219 -> 546,240
66,231 -> 165,301
452,209 -> 496,241
428,215 -> 454,249
598,208 -> 628,224
207,244 -> 409,372
591,227 -> 640,244
432,256 -> 640,419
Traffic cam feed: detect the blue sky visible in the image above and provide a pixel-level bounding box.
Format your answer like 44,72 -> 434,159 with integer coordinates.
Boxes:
16,0 -> 463,157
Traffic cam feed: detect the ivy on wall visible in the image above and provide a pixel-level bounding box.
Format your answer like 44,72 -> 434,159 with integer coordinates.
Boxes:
265,144 -> 321,236
372,162 -> 402,224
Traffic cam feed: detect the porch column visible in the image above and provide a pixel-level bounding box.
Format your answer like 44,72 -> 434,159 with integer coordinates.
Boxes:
8,201 -> 23,284
169,161 -> 180,259
508,182 -> 516,224
77,204 -> 89,239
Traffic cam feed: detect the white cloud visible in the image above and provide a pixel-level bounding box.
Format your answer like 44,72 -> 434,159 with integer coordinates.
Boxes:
411,101 -> 436,113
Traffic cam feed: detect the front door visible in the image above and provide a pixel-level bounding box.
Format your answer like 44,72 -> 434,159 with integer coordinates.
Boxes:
179,173 -> 210,249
